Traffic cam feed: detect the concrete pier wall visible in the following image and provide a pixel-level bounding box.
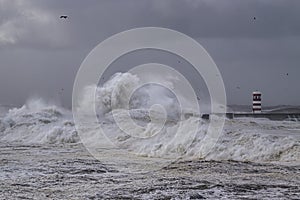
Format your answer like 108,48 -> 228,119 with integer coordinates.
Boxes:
201,113 -> 300,121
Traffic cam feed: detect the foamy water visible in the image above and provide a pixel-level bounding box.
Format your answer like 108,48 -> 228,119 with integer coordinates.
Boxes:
1,100 -> 299,163
1,73 -> 299,164
0,72 -> 299,199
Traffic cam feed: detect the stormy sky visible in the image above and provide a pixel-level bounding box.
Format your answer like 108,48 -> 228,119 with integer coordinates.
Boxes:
0,0 -> 299,107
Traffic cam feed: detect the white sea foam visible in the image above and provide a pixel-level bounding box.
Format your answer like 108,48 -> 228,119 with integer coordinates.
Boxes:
0,98 -> 78,144
0,73 -> 299,164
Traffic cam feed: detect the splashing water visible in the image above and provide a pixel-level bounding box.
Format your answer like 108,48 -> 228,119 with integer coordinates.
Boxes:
0,73 -> 299,164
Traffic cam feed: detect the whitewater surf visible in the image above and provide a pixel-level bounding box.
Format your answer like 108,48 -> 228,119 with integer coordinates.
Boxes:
0,72 -> 299,199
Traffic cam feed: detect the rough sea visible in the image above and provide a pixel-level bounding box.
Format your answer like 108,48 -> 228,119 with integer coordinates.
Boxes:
0,73 -> 299,199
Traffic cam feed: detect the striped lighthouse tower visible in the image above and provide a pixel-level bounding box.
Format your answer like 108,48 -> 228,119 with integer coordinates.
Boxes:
252,91 -> 262,113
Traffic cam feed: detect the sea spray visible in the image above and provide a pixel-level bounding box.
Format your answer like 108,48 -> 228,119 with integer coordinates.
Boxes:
0,98 -> 78,144
0,73 -> 299,163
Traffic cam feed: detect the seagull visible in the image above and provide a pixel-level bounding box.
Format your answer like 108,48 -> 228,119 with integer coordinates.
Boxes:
60,15 -> 68,19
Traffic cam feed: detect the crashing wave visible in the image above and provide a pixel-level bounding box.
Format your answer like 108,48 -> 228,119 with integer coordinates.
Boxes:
0,98 -> 78,144
0,73 -> 299,164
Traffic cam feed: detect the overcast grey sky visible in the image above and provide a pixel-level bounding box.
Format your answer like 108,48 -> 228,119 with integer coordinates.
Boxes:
0,0 -> 299,107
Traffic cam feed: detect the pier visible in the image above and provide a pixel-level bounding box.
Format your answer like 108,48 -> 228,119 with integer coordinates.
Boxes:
201,113 -> 300,121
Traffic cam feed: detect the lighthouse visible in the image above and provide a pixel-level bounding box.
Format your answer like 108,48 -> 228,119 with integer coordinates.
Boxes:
252,91 -> 262,113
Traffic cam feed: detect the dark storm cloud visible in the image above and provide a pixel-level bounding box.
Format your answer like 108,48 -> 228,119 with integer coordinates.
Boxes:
0,0 -> 299,106
149,0 -> 300,39
3,0 -> 299,48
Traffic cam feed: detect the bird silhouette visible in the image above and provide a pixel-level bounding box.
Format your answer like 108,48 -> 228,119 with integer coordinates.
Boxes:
60,15 -> 68,19
253,17 -> 256,20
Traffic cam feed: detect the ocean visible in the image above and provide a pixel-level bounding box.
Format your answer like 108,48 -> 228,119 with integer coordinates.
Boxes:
0,73 -> 299,199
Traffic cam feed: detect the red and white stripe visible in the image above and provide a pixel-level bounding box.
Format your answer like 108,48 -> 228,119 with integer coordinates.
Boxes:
252,91 -> 262,113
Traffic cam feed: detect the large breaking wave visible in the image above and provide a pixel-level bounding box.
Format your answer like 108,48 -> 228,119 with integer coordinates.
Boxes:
0,73 -> 299,164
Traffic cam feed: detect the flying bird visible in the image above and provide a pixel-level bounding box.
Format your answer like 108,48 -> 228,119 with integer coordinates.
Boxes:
253,17 -> 256,20
60,15 -> 68,19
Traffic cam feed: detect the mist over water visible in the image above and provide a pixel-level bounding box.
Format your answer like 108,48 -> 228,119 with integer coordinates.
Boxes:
0,72 -> 299,199
0,72 -> 299,164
